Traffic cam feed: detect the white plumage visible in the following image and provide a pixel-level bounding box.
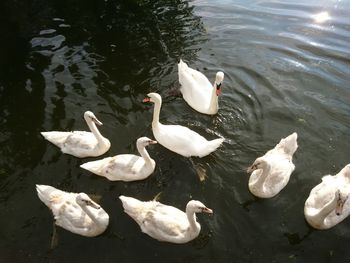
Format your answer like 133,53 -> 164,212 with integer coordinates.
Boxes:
178,59 -> 224,115
247,132 -> 298,198
119,195 -> 213,243
36,184 -> 109,237
304,164 -> 350,229
143,92 -> 224,157
80,137 -> 157,181
41,111 -> 110,158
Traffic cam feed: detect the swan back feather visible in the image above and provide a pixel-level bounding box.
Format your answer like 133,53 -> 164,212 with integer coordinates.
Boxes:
304,164 -> 350,229
36,184 -> 109,237
41,111 -> 110,158
145,92 -> 224,157
178,59 -> 224,115
247,132 -> 298,198
119,195 -> 212,243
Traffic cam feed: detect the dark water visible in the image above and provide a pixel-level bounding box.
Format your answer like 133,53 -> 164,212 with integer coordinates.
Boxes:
1,0 -> 350,262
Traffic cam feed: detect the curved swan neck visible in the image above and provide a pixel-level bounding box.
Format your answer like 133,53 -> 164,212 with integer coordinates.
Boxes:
310,193 -> 338,225
137,144 -> 152,164
79,203 -> 99,224
252,162 -> 271,189
186,208 -> 199,230
208,83 -> 219,113
86,119 -> 105,144
151,99 -> 161,127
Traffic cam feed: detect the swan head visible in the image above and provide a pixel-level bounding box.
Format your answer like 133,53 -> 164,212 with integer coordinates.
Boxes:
335,190 -> 349,216
137,137 -> 157,147
84,111 -> 103,126
76,193 -> 101,209
215,72 -> 224,96
186,200 -> 213,214
247,157 -> 269,173
143,92 -> 162,104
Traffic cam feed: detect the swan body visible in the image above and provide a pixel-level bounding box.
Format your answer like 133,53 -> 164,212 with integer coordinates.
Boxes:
36,185 -> 109,237
80,137 -> 157,182
247,132 -> 298,198
119,196 -> 213,243
41,111 -> 111,158
143,92 -> 224,157
304,164 -> 350,229
178,59 -> 224,115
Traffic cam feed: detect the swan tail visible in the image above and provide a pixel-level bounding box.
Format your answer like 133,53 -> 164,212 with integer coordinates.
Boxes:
199,138 -> 224,157
178,59 -> 189,91
276,132 -> 298,156
119,195 -> 151,223
119,195 -> 143,212
41,131 -> 70,148
36,184 -> 59,208
178,59 -> 188,71
80,158 -> 111,176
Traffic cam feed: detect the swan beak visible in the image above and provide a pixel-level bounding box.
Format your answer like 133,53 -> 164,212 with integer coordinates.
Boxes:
93,117 -> 103,126
247,164 -> 257,173
216,83 -> 222,96
143,97 -> 151,103
88,200 -> 101,209
336,201 -> 344,216
202,207 -> 213,214
336,195 -> 348,216
149,140 -> 157,144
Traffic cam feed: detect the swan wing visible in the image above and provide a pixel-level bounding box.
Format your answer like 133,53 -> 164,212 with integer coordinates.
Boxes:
141,203 -> 188,240
252,154 -> 294,196
178,60 -> 213,111
154,124 -> 208,157
178,60 -> 212,91
104,155 -> 151,181
81,155 -> 147,180
305,176 -> 337,211
64,131 -> 97,150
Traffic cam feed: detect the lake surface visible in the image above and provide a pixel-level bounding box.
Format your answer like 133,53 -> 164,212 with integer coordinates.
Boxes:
1,0 -> 350,262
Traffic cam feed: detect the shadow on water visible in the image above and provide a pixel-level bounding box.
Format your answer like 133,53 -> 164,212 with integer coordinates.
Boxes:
0,0 -> 207,262
1,0 -> 350,262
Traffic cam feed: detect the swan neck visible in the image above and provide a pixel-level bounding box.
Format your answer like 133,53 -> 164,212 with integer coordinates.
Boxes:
186,208 -> 199,230
208,82 -> 219,112
137,144 -> 152,165
86,119 -> 105,144
310,193 -> 338,224
252,163 -> 271,189
151,99 -> 161,127
79,203 -> 99,224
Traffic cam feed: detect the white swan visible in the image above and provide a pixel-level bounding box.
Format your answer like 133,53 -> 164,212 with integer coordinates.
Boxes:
41,111 -> 111,158
80,137 -> 157,182
119,195 -> 213,243
304,164 -> 350,229
36,185 -> 109,237
143,92 -> 224,157
247,132 -> 298,198
178,59 -> 224,115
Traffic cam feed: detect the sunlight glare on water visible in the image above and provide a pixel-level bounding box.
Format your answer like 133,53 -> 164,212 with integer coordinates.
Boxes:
313,11 -> 330,23
0,0 -> 350,262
